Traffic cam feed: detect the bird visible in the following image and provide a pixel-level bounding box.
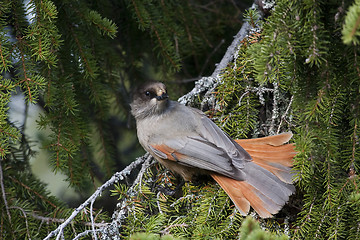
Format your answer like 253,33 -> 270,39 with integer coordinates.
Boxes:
130,81 -> 296,218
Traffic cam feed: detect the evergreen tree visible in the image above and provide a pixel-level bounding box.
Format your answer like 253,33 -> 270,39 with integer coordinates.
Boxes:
2,0 -> 360,239
104,1 -> 360,239
0,0 -> 249,239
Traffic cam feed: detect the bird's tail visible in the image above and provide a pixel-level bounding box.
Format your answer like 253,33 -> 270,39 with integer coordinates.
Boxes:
211,132 -> 296,218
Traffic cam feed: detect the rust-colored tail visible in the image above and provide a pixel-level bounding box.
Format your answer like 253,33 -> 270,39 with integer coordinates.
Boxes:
211,132 -> 296,218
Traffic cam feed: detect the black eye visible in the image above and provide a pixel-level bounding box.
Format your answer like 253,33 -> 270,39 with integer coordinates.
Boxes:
145,91 -> 150,96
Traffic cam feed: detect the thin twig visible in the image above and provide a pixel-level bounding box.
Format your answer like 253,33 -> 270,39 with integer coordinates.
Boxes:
238,86 -> 274,106
10,206 -> 30,239
90,198 -> 97,240
98,154 -> 154,239
160,223 -> 189,235
73,229 -> 102,240
277,95 -> 294,134
269,81 -> 279,135
43,155 -> 148,240
26,210 -> 108,227
157,192 -> 163,214
0,158 -> 11,223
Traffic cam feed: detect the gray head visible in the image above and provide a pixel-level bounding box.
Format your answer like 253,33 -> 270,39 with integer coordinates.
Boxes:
130,81 -> 169,119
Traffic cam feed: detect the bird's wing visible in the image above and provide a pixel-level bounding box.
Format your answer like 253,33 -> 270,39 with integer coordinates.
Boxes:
149,136 -> 244,180
148,109 -> 251,180
197,112 -> 252,169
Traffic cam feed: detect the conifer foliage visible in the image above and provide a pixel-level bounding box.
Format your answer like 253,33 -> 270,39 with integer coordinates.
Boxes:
2,0 -> 360,239
106,0 -> 360,239
0,0 -> 246,239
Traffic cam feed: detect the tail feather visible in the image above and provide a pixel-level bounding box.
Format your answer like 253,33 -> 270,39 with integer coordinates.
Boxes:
211,174 -> 279,218
235,140 -> 296,167
234,133 -> 296,183
244,162 -> 295,205
253,161 -> 293,183
211,174 -> 250,215
237,182 -> 279,217
236,132 -> 293,146
212,133 -> 296,218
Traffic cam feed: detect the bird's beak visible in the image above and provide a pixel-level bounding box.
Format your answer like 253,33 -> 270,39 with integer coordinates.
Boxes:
156,92 -> 169,101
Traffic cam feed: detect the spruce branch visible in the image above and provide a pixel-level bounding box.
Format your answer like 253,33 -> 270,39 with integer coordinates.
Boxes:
160,223 -> 189,235
294,195 -> 317,237
9,207 -> 108,228
350,122 -> 358,181
9,176 -> 57,208
342,0 -> 360,45
43,154 -> 149,240
211,21 -> 251,79
0,42 -> 9,72
18,44 -> 32,102
238,86 -> 274,106
130,0 -> 147,29
200,20 -> 253,109
98,154 -> 155,239
178,3 -> 258,107
150,20 -> 179,70
68,25 -> 97,79
9,206 -> 31,239
86,10 -> 117,38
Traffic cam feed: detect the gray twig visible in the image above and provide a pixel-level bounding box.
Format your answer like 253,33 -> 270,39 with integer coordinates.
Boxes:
277,95 -> 294,134
178,4 -> 257,107
0,159 -> 11,223
10,206 -> 30,239
43,155 -> 148,240
269,81 -> 279,135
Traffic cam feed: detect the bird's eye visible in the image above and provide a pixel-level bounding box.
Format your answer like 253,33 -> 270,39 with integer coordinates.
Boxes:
145,91 -> 150,96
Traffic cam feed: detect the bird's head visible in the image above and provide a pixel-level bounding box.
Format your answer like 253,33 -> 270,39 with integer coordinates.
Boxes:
130,81 -> 169,119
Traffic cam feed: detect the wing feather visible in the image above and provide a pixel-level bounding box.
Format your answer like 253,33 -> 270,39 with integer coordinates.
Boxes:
147,108 -> 251,180
151,135 -> 246,180
199,115 -> 252,169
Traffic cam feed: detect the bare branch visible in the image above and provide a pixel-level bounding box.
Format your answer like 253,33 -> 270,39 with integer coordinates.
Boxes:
99,154 -> 155,239
43,154 -> 149,240
277,95 -> 294,134
178,4 -> 258,109
0,158 -> 11,223
10,206 -> 30,239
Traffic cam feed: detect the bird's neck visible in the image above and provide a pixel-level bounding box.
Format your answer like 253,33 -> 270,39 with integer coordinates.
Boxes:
133,99 -> 172,120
